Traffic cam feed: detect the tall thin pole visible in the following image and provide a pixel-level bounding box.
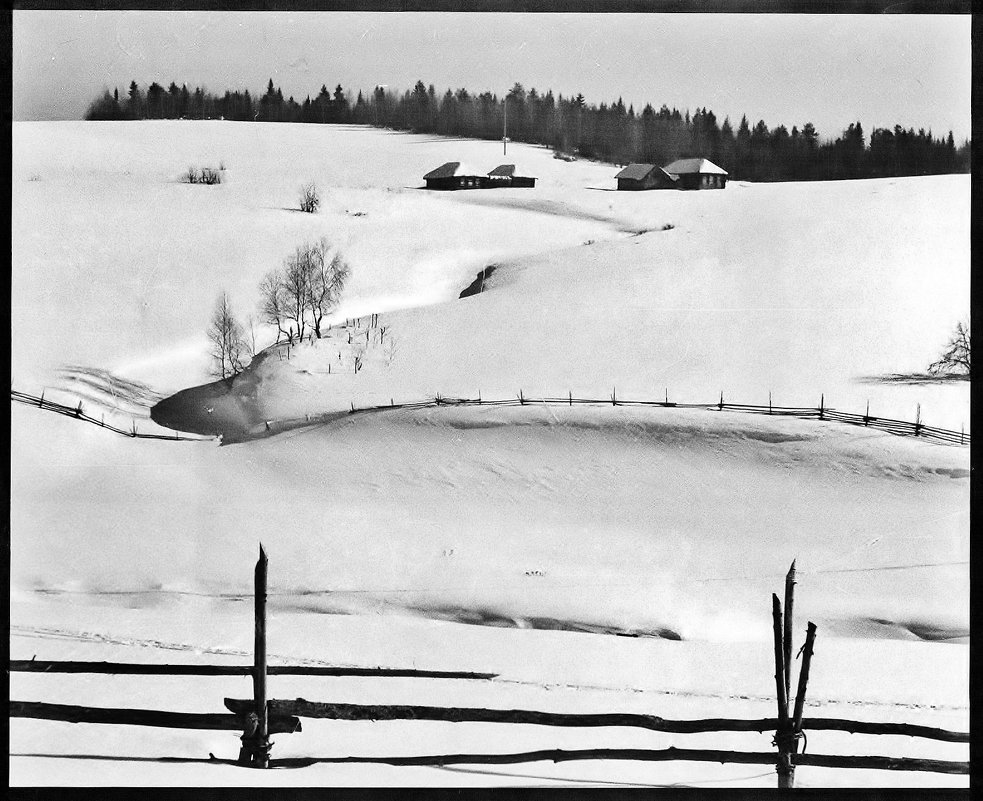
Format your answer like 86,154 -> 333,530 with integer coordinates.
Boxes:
253,544 -> 270,767
772,593 -> 793,788
503,94 -> 508,155
783,561 -> 796,702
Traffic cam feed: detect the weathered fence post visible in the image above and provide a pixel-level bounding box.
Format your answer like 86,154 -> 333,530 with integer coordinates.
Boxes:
783,562 -> 796,701
914,404 -> 922,437
772,594 -> 794,788
864,400 -> 870,426
569,390 -> 572,407
818,394 -> 825,421
718,391 -> 724,411
519,389 -> 525,406
791,622 -> 818,736
769,391 -> 773,415
612,387 -> 617,406
240,545 -> 271,768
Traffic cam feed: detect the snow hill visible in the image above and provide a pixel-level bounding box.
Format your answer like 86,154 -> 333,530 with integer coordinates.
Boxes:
10,121 -> 969,787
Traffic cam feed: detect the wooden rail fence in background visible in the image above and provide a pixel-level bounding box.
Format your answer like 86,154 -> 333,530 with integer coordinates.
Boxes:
12,387 -> 969,447
9,551 -> 969,784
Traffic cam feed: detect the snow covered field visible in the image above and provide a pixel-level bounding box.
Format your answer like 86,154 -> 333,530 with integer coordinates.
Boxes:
10,121 -> 970,787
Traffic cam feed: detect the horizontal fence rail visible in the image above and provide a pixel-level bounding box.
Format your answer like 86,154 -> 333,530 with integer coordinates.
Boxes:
8,660 -> 496,680
223,699 -> 970,744
244,748 -> 970,775
10,389 -> 210,442
9,701 -> 302,734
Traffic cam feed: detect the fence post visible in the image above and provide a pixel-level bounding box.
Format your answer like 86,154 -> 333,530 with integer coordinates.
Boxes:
612,387 -> 617,406
769,391 -> 772,415
38,390 -> 44,408
961,424 -> 964,445
718,391 -> 724,411
241,545 -> 271,768
783,561 -> 796,702
864,400 -> 870,426
519,389 -> 525,406
914,404 -> 921,437
569,390 -> 572,407
791,622 -> 818,736
665,388 -> 669,406
818,394 -> 824,421
773,594 -> 794,788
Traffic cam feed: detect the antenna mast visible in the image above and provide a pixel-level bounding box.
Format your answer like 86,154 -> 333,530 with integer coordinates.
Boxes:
503,94 -> 508,155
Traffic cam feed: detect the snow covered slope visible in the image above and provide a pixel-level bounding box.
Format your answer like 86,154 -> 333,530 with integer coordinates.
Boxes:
10,121 -> 969,787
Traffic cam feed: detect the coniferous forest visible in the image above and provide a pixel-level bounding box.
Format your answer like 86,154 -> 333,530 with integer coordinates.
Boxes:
86,79 -> 971,183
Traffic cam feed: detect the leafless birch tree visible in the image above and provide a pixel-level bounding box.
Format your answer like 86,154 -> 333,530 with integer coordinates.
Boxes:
208,292 -> 248,379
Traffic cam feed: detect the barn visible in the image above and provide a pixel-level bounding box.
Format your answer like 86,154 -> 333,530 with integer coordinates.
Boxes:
615,163 -> 679,191
663,158 -> 728,189
423,162 -> 484,190
487,164 -> 537,188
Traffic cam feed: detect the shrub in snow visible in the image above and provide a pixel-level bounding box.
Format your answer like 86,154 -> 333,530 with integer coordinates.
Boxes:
185,166 -> 199,184
299,182 -> 320,213
929,320 -> 971,376
199,167 -> 222,185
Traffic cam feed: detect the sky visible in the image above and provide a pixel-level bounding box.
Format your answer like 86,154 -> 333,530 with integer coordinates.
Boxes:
13,11 -> 972,142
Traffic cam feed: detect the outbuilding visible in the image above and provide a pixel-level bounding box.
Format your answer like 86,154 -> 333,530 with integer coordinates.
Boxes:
487,164 -> 537,188
663,158 -> 728,189
615,163 -> 679,191
423,162 -> 484,190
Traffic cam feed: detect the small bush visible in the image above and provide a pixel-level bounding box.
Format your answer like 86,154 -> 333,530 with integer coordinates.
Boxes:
185,166 -> 199,184
299,182 -> 320,213
200,167 -> 222,185
662,223 -> 675,231
27,174 -> 41,182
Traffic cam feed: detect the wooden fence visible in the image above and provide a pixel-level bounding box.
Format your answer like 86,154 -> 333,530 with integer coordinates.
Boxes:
10,389 -> 210,441
10,551 -> 969,786
13,385 -> 970,448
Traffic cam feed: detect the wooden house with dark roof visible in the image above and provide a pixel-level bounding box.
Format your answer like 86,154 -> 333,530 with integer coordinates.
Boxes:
663,158 -> 728,189
423,162 -> 484,190
487,164 -> 537,188
615,163 -> 679,191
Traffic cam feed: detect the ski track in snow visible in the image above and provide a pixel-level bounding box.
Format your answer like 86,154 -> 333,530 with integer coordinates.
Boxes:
9,624 -> 967,714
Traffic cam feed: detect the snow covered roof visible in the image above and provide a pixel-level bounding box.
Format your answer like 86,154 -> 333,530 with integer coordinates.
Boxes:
663,158 -> 728,176
615,163 -> 658,180
488,164 -> 536,178
423,161 -> 482,180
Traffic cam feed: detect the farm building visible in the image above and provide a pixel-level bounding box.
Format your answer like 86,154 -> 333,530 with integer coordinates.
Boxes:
487,164 -> 537,188
615,163 -> 679,191
663,158 -> 729,189
423,162 -> 485,190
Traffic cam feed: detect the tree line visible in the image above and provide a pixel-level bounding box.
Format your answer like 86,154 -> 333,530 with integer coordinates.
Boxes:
87,79 -> 970,182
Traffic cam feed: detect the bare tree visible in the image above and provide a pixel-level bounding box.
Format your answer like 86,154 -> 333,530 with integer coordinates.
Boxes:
298,182 -> 320,213
258,271 -> 293,343
929,320 -> 971,376
208,293 -> 248,379
304,239 -> 351,338
281,248 -> 309,342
